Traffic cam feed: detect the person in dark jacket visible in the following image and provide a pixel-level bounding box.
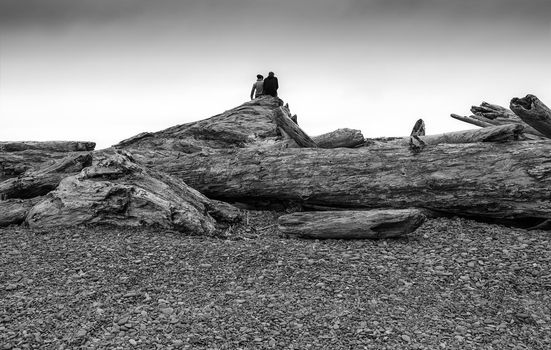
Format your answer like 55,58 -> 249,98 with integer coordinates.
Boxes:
263,71 -> 279,97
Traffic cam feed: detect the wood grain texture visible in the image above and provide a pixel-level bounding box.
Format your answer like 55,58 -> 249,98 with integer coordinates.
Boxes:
0,141 -> 95,153
387,124 -> 524,146
452,100 -> 545,140
0,152 -> 93,199
0,198 -> 41,227
510,95 -> 551,139
129,141 -> 551,220
278,209 -> 426,239
26,150 -> 241,235
272,107 -> 318,148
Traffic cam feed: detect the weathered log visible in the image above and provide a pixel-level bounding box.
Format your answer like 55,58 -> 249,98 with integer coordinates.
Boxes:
0,152 -> 93,199
260,128 -> 365,149
510,95 -> 551,139
452,101 -> 545,140
272,107 -> 318,148
0,198 -> 41,227
450,114 -> 493,128
26,150 -> 241,235
115,96 -> 284,152
388,124 -> 524,146
312,128 -> 364,148
0,141 -> 95,153
128,141 -> 551,221
0,150 -> 90,181
278,209 -> 426,239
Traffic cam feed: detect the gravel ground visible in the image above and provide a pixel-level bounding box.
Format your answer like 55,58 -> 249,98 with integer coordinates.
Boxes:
1,212 -> 550,349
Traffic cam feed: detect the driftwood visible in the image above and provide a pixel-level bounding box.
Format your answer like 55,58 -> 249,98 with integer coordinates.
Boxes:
313,128 -> 364,148
262,128 -> 365,149
26,151 -> 241,234
0,198 -> 41,227
0,141 -> 95,153
451,101 -> 545,140
272,107 -> 318,148
278,209 -> 426,239
510,95 -> 551,139
388,124 -> 524,146
128,141 -> 551,221
0,152 -> 93,199
0,151 -> 91,181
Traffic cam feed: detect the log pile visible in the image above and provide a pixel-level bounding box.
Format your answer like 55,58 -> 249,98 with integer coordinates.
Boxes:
2,94 -> 551,238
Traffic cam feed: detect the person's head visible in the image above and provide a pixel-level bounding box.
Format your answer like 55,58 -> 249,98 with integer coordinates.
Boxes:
256,74 -> 263,80
268,71 -> 275,77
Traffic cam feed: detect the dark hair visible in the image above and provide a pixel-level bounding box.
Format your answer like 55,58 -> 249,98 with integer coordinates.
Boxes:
268,71 -> 274,76
256,74 -> 263,79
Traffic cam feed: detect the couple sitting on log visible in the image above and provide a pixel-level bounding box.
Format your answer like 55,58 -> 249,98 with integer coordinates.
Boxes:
250,72 -> 279,99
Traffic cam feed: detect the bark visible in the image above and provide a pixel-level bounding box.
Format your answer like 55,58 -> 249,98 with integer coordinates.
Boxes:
0,152 -> 93,199
129,141 -> 551,221
0,141 -> 95,152
278,209 -> 426,239
26,150 -> 242,235
510,94 -> 551,139
272,107 -> 318,148
0,198 -> 41,227
387,124 -> 524,146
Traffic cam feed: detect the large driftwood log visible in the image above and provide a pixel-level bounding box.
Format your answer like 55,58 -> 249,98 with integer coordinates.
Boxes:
26,151 -> 241,235
0,141 -> 95,153
0,152 -> 93,199
0,198 -> 41,227
388,124 -> 524,146
510,95 -> 551,139
129,141 -> 551,221
278,209 -> 426,239
272,107 -> 318,148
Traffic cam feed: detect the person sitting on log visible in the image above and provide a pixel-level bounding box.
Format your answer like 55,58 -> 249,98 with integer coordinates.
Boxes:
250,74 -> 264,100
409,118 -> 426,152
263,71 -> 279,97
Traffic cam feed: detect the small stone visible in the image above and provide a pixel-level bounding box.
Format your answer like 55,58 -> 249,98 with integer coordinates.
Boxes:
172,339 -> 184,346
401,334 -> 411,342
117,316 -> 129,325
160,307 -> 174,315
5,284 -> 18,291
129,339 -> 137,346
76,329 -> 87,337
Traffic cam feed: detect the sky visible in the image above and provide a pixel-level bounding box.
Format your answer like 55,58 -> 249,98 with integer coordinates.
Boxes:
1,0 -> 550,149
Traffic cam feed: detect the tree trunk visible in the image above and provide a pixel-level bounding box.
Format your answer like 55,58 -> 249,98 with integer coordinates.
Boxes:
278,209 -> 426,239
387,124 -> 524,146
129,141 -> 551,221
0,152 -> 93,199
0,141 -> 95,152
272,107 -> 318,148
0,198 -> 41,227
510,95 -> 551,139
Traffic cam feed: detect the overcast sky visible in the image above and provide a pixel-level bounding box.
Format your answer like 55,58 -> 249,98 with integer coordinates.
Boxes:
1,0 -> 550,149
